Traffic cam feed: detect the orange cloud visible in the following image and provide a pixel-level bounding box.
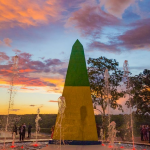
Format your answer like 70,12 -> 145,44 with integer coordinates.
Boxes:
0,0 -> 64,29
0,51 -> 66,93
0,75 -> 56,88
19,68 -> 35,73
49,100 -> 58,102
20,87 -> 38,91
0,79 -> 9,85
42,78 -> 64,87
0,85 -> 9,88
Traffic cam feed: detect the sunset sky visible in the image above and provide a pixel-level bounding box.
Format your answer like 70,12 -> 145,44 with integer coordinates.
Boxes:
0,0 -> 150,115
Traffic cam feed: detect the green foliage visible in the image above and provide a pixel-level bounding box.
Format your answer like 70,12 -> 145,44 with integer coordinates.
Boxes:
0,114 -> 57,134
129,69 -> 150,115
1,114 -> 149,138
87,56 -> 125,115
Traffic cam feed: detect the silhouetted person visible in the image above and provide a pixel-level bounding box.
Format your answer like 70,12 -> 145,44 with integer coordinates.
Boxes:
23,123 -> 26,139
140,125 -> 143,141
96,124 -> 100,137
143,125 -> 147,141
28,123 -> 32,138
19,124 -> 25,141
12,124 -> 17,138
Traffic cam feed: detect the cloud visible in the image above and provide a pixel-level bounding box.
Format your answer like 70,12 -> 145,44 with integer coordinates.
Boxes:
20,87 -> 38,91
0,51 -> 67,93
42,78 -> 64,87
12,49 -> 21,53
10,109 -> 20,112
117,18 -> 150,50
18,76 -> 56,87
30,105 -> 36,107
45,59 -> 62,66
15,52 -> 65,74
60,0 -> 86,8
65,0 -> 150,53
100,0 -> 135,19
0,52 -> 9,62
0,38 -> 12,47
47,87 -> 63,93
88,41 -> 120,53
3,38 -> 12,47
0,0 -> 64,29
48,100 -> 58,102
66,4 -> 120,38
39,57 -> 45,60
87,18 -> 150,52
0,85 -> 9,88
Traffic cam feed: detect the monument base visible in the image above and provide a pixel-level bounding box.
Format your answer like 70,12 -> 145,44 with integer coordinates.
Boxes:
49,140 -> 101,145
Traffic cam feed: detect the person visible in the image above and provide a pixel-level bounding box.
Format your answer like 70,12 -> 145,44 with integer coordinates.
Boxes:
28,123 -> 32,138
146,125 -> 149,141
12,124 -> 17,139
140,125 -> 143,141
23,123 -> 26,139
19,124 -> 24,141
51,126 -> 54,139
142,125 -> 147,141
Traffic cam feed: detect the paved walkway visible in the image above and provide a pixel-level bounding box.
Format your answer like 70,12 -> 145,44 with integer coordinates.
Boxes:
41,145 -> 111,150
114,137 -> 150,146
0,136 -> 149,146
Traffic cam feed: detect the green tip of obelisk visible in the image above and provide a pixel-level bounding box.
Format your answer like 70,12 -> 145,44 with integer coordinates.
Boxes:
64,39 -> 90,86
73,39 -> 82,46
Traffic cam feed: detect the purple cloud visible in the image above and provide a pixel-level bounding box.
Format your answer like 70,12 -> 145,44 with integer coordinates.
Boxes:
12,49 -> 21,53
66,4 -> 120,38
0,52 -> 9,62
0,38 -> 12,47
0,52 -> 67,88
88,41 -> 120,53
45,59 -> 62,66
118,18 -> 150,50
100,0 -> 135,19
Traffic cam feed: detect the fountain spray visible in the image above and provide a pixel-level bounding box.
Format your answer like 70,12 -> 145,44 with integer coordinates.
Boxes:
55,96 -> 66,149
123,60 -> 135,150
107,121 -> 118,149
3,55 -> 19,150
104,69 -> 110,127
35,107 -> 41,145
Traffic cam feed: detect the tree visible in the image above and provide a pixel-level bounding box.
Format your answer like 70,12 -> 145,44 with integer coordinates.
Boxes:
87,57 -> 125,116
129,69 -> 150,115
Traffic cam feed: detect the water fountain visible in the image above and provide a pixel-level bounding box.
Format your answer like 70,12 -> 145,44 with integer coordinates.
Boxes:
104,69 -> 111,143
123,60 -> 135,150
33,107 -> 42,147
3,55 -> 19,150
54,96 -> 66,149
104,69 -> 110,127
107,121 -> 119,149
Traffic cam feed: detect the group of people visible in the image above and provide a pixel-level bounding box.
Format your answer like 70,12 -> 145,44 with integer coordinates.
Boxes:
12,123 -> 32,141
140,125 -> 150,142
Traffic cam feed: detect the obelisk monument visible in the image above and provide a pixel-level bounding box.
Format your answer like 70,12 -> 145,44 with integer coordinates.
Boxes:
53,39 -> 98,142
